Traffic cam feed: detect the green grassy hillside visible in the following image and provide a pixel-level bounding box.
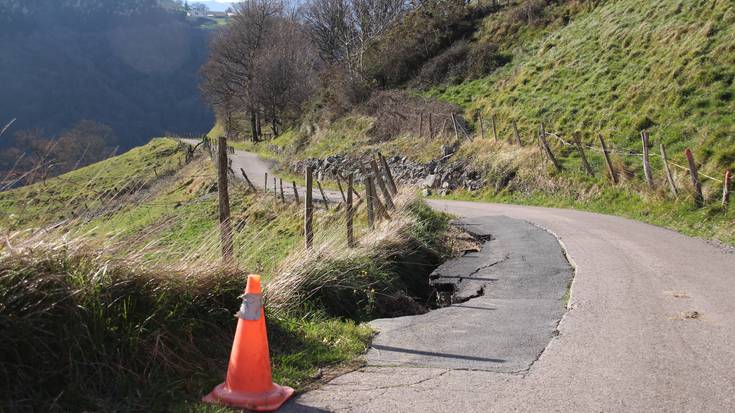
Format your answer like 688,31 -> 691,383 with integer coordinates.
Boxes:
436,0 -> 734,168
420,0 -> 733,245
219,0 -> 734,246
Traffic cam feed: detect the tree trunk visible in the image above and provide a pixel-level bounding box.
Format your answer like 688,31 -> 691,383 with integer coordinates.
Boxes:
250,110 -> 258,142
255,110 -> 262,140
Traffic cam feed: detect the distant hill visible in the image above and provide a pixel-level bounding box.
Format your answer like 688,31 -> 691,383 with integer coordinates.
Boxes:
0,0 -> 214,175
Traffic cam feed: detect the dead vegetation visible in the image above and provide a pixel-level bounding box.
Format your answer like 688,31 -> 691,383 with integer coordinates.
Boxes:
358,90 -> 467,142
267,190 -> 450,319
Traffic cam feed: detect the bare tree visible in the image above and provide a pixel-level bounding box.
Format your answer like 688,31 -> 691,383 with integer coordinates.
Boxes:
252,19 -> 319,135
202,0 -> 319,139
303,0 -> 409,75
201,0 -> 284,142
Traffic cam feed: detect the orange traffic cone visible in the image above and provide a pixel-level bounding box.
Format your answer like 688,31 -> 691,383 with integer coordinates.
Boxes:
203,274 -> 294,411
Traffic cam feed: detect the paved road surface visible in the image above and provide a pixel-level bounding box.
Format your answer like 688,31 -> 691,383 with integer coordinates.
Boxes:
181,138 -> 343,203
187,140 -> 735,412
366,216 -> 573,373
287,200 -> 735,412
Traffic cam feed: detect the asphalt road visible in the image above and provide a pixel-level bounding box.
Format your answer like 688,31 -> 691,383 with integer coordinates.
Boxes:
287,201 -> 735,412
180,138 -> 343,203
185,140 -> 735,412
365,216 -> 573,373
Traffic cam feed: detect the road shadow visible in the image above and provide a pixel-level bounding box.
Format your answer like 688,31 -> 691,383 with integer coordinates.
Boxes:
371,344 -> 505,363
282,401 -> 334,413
451,304 -> 496,311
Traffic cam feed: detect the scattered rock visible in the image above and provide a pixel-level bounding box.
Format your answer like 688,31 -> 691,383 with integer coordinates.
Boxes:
423,174 -> 438,189
681,310 -> 701,320
287,150 -> 488,193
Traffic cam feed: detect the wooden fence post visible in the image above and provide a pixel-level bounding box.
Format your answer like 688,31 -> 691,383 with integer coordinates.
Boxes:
347,174 -> 355,248
279,178 -> 286,202
240,168 -> 257,192
491,114 -> 498,141
722,170 -> 731,210
428,113 -> 434,140
451,113 -> 459,140
685,148 -> 704,208
366,175 -> 375,230
305,166 -> 314,248
377,152 -> 398,194
641,130 -> 654,189
538,123 -> 562,172
370,159 -> 394,209
317,180 -> 330,210
336,176 -> 347,203
419,112 -> 424,137
273,177 -> 278,200
217,136 -> 233,265
478,112 -> 485,140
370,176 -> 390,220
264,172 -> 268,194
660,143 -> 678,197
573,133 -> 594,177
599,134 -> 618,184
512,121 -> 522,146
292,181 -> 300,204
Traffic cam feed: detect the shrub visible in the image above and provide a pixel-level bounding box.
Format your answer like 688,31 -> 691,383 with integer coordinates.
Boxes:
416,41 -> 471,87
364,0 -> 475,88
358,90 -> 468,141
415,41 -> 512,88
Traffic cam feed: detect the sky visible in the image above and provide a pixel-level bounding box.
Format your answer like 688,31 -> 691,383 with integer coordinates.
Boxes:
194,1 -> 237,12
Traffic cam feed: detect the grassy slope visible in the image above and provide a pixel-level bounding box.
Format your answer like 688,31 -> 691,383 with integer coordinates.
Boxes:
421,0 -> 735,245
0,138 -> 184,229
0,139 -> 371,410
1,138 -> 451,411
436,0 -> 735,168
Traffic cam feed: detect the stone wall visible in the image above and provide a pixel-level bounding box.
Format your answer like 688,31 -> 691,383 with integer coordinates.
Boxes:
287,148 -> 484,196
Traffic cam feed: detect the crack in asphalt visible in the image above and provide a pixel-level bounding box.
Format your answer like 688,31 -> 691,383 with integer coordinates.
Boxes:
465,254 -> 509,278
329,369 -> 452,391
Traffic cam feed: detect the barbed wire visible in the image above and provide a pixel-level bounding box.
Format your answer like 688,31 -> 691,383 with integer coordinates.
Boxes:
542,130 -> 725,184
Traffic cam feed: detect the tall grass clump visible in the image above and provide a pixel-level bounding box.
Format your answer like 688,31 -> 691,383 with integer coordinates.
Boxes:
267,191 -> 450,320
0,236 -> 244,411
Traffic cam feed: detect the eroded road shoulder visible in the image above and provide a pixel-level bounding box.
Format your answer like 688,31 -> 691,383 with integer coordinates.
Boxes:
284,215 -> 573,412
367,216 -> 573,373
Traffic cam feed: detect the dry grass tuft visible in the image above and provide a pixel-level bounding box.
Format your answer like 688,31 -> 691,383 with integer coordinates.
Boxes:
266,190 -> 449,319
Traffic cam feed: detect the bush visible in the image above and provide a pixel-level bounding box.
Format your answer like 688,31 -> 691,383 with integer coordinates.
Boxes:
364,0 -> 475,88
416,41 -> 471,87
415,41 -> 512,88
467,42 -> 513,79
358,90 -> 467,141
509,0 -> 551,25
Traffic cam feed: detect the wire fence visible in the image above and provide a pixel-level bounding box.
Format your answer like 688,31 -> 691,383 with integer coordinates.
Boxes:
407,110 -> 728,186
